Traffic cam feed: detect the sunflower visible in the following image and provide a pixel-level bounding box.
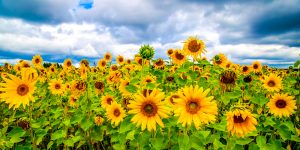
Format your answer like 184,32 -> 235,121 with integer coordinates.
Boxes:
241,65 -> 251,75
14,64 -> 22,72
153,58 -> 165,69
143,75 -> 156,85
0,73 -> 36,109
173,85 -> 218,129
80,59 -> 89,68
63,59 -> 73,70
71,80 -> 87,96
183,36 -> 206,58
128,89 -> 170,131
116,55 -> 125,65
94,81 -> 105,95
21,61 -> 31,68
97,59 -> 107,70
220,70 -> 237,92
104,52 -> 112,62
49,64 -> 56,74
119,79 -> 130,96
167,48 -> 174,57
48,79 -> 65,95
110,65 -> 118,72
267,93 -> 296,118
32,55 -> 43,67
226,109 -> 257,137
262,73 -> 282,92
213,54 -> 227,67
126,59 -> 132,65
101,94 -> 115,109
79,66 -> 88,79
69,95 -> 79,107
171,49 -> 186,66
106,102 -> 126,126
94,116 -> 104,126
252,61 -> 262,73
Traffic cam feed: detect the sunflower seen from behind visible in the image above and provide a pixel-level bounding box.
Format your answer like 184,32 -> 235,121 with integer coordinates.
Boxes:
263,73 -> 282,92
183,36 -> 206,58
267,93 -> 296,118
106,102 -> 126,126
128,89 -> 170,131
226,109 -> 257,137
0,73 -> 36,109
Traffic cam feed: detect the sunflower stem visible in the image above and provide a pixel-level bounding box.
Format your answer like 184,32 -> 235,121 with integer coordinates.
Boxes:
28,102 -> 37,150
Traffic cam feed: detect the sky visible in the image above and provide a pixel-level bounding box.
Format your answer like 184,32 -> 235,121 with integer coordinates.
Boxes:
0,0 -> 299,67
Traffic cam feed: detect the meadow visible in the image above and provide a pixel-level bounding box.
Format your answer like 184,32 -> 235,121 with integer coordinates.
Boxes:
0,36 -> 299,150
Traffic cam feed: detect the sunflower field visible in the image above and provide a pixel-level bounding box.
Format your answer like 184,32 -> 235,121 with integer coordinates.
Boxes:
0,36 -> 299,150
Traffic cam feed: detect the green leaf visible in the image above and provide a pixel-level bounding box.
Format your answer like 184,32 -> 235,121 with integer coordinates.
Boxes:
51,129 -> 66,141
277,125 -> 291,141
256,136 -> 266,148
119,118 -> 133,133
80,117 -> 93,131
10,137 -> 23,143
282,121 -> 295,133
150,137 -> 164,150
7,127 -> 26,138
213,139 -> 225,150
291,135 -> 300,142
125,84 -> 137,93
178,134 -> 190,150
248,142 -> 259,150
126,130 -> 135,140
146,83 -> 156,89
252,95 -> 268,106
235,138 -> 253,145
198,130 -> 210,139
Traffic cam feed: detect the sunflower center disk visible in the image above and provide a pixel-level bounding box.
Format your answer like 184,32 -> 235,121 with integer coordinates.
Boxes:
275,100 -> 286,108
114,109 -> 121,117
253,64 -> 258,69
188,40 -> 201,52
175,52 -> 184,60
142,103 -> 157,117
187,101 -> 199,114
17,84 -> 29,96
267,81 -> 276,87
107,98 -> 113,105
156,60 -> 163,66
55,84 -> 61,89
233,115 -> 246,123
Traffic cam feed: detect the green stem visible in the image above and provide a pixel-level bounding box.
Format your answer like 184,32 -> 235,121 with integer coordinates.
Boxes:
28,102 -> 37,150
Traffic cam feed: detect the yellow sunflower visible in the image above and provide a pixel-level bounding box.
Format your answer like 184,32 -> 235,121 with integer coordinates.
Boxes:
21,61 -> 31,68
63,59 -> 73,70
71,80 -> 87,96
128,89 -> 170,131
94,116 -> 104,126
143,75 -> 156,85
263,73 -> 282,92
69,95 -> 79,108
119,79 -> 131,96
171,49 -> 186,66
252,61 -> 262,73
48,79 -> 65,95
110,65 -> 118,72
153,58 -> 165,69
167,48 -> 174,57
267,93 -> 297,118
14,64 -> 22,72
126,59 -> 132,65
183,36 -> 206,58
94,81 -> 105,95
0,73 -> 36,109
97,59 -> 107,70
173,85 -> 218,129
226,109 -> 257,137
213,53 -> 227,67
101,94 -> 115,109
49,64 -> 56,74
241,65 -> 251,75
106,102 -> 126,126
104,52 -> 112,62
116,55 -> 125,65
32,55 -> 43,67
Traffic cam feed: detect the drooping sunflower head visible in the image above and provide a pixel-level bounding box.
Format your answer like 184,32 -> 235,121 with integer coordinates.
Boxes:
0,73 -> 36,109
267,93 -> 296,118
32,55 -> 43,67
252,61 -> 262,73
101,94 -> 115,109
173,85 -> 218,129
48,79 -> 65,95
171,49 -> 186,66
128,88 -> 170,131
116,55 -> 125,65
183,36 -> 206,58
220,70 -> 237,92
104,52 -> 112,62
226,109 -> 257,137
106,102 -> 126,126
153,58 -> 165,69
263,73 -> 282,92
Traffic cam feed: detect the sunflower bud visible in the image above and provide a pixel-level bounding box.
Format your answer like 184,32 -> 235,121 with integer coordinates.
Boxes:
139,44 -> 155,60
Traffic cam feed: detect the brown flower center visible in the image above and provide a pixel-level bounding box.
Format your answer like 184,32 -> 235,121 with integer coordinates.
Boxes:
51,68 -> 55,72
275,99 -> 286,108
233,115 -> 247,123
105,55 -> 111,60
141,102 -> 158,117
242,66 -> 249,72
55,83 -> 61,89
167,49 -> 173,55
95,81 -> 104,90
175,52 -> 184,60
146,79 -> 152,83
76,81 -> 86,90
118,57 -> 124,63
166,76 -> 174,82
143,89 -> 153,97
138,59 -> 143,65
170,95 -> 179,104
114,109 -> 121,117
186,100 -> 200,114
220,71 -> 237,84
127,59 -> 131,64
111,65 -> 118,71
67,61 -> 72,67
35,58 -> 40,64
267,80 -> 275,87
253,64 -> 258,69
155,59 -> 164,66
106,98 -> 113,105
243,75 -> 252,83
188,40 -> 201,52
17,84 -> 29,96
